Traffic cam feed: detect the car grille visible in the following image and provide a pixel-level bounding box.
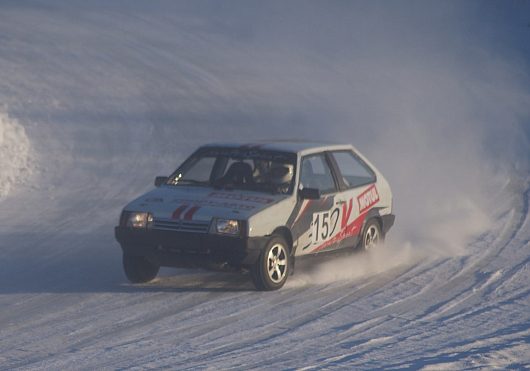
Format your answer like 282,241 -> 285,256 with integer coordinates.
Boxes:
152,219 -> 210,233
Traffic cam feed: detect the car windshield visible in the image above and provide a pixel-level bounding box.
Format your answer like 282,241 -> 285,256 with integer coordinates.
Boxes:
167,147 -> 298,195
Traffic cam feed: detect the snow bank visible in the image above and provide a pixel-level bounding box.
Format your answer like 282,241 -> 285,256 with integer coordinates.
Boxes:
0,110 -> 32,198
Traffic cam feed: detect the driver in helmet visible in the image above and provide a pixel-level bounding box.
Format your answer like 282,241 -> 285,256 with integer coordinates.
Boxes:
268,162 -> 294,194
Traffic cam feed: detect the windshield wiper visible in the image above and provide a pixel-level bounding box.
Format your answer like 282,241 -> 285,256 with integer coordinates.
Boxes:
174,179 -> 209,186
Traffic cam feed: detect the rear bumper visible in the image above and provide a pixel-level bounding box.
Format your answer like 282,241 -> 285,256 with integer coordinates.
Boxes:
115,227 -> 266,268
381,214 -> 396,235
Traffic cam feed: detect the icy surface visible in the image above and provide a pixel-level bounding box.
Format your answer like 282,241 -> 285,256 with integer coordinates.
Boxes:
0,1 -> 529,370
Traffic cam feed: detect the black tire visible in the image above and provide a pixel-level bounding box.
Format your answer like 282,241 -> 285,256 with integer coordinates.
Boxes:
122,253 -> 160,283
360,219 -> 383,250
251,235 -> 290,291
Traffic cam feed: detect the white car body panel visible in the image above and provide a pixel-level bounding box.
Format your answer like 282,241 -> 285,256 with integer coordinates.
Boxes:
126,186 -> 290,225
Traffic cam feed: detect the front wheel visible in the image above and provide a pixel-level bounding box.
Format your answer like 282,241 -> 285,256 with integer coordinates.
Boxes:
122,253 -> 160,283
251,236 -> 290,291
361,219 -> 383,250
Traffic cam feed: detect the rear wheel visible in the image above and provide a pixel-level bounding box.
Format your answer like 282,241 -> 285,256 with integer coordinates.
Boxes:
251,235 -> 290,291
361,219 -> 382,250
122,253 -> 160,283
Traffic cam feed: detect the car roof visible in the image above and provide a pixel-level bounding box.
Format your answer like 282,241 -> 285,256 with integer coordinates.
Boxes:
201,140 -> 354,156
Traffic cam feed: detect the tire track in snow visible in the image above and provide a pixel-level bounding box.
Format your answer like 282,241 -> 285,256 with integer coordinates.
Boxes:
381,322 -> 530,370
106,265 -> 415,369
407,186 -> 529,324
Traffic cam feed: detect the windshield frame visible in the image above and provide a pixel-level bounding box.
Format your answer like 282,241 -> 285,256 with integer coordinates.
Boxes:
166,146 -> 298,195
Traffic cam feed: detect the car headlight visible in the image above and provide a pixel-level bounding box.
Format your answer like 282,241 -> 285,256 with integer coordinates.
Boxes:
213,218 -> 240,235
121,211 -> 153,229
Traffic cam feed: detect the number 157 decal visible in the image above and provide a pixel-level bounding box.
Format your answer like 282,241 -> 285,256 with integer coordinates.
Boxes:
311,198 -> 355,246
312,208 -> 341,245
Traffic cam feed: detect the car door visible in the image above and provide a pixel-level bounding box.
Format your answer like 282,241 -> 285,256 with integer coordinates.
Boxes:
291,152 -> 344,256
328,150 -> 379,249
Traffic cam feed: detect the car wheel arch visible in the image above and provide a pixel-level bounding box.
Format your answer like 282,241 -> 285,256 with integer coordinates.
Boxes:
362,208 -> 384,236
271,226 -> 293,253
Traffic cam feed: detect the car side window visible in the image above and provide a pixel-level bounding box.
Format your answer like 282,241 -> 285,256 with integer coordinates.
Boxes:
300,154 -> 337,194
331,150 -> 376,188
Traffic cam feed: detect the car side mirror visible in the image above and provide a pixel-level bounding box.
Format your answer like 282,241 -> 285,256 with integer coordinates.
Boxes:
299,187 -> 320,200
154,176 -> 169,187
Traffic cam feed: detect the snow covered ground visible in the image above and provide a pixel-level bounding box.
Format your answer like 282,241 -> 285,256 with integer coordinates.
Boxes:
0,1 -> 529,369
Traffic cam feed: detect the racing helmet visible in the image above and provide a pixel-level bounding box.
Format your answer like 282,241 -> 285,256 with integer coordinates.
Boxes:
269,163 -> 294,185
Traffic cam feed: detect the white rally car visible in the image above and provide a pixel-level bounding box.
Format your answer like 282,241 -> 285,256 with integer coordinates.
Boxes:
115,141 -> 395,290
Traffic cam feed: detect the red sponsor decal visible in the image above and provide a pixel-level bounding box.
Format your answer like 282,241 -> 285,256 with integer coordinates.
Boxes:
341,199 -> 353,229
357,184 -> 380,213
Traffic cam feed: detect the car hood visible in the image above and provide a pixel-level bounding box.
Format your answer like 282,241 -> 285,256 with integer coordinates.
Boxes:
124,186 -> 289,222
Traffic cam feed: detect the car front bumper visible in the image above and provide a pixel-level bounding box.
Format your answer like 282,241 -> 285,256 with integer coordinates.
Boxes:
115,227 -> 266,269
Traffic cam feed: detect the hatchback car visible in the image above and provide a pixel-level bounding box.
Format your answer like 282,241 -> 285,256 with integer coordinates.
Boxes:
115,141 -> 395,290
